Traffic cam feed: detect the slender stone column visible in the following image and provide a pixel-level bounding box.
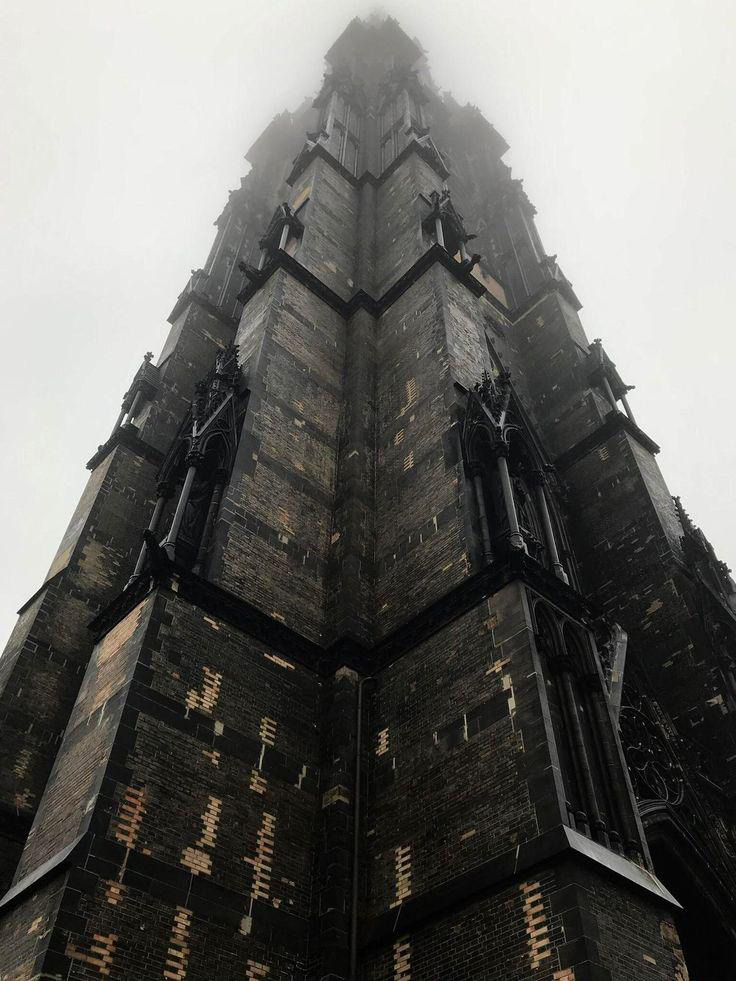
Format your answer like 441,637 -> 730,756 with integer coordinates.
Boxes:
163,456 -> 200,561
402,89 -> 411,131
124,390 -> 144,425
601,375 -> 617,411
192,475 -> 227,575
587,681 -> 642,859
560,670 -> 607,846
621,391 -> 637,425
128,484 -> 171,584
496,450 -> 525,551
278,222 -> 290,250
109,403 -> 127,440
109,390 -> 143,440
554,670 -> 590,836
533,476 -> 568,583
472,471 -> 493,564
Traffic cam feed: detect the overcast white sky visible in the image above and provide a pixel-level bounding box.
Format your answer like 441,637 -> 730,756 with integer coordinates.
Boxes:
1,0 -> 734,644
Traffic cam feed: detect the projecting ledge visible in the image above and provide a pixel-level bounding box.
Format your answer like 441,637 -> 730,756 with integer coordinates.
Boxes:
554,411 -> 660,473
0,832 -> 89,916
360,824 -> 680,950
237,242 -> 506,323
86,424 -> 165,472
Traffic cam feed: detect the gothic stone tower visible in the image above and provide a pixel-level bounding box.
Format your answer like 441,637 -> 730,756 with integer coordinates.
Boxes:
1,15 -> 735,981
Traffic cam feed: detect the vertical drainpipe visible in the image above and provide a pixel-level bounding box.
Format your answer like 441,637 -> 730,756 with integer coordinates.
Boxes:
350,675 -> 372,981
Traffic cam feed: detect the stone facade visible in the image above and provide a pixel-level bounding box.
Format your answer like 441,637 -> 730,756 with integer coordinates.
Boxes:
0,15 -> 734,981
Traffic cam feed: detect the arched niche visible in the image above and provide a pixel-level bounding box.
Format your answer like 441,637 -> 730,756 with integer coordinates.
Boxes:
645,811 -> 736,980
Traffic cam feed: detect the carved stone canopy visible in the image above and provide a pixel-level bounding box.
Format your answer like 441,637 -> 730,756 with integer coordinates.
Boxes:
313,65 -> 366,112
377,64 -> 429,110
495,176 -> 536,217
421,189 -> 479,264
158,344 -> 242,490
121,352 -> 161,414
674,495 -> 735,602
587,338 -> 632,399
258,202 -> 305,253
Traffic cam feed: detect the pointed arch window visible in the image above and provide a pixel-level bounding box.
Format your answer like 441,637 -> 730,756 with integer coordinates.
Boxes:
331,95 -> 361,176
129,345 -> 247,582
533,601 -> 643,859
379,95 -> 405,170
461,372 -> 569,582
377,68 -> 427,172
313,69 -> 364,178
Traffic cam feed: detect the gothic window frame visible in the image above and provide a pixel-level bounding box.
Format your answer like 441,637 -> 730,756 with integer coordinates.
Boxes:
145,346 -> 246,576
332,95 -> 361,176
532,600 -> 637,855
461,375 -> 570,580
379,95 -> 407,171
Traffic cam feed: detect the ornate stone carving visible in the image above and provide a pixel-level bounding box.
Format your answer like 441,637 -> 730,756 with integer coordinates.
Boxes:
620,698 -> 685,807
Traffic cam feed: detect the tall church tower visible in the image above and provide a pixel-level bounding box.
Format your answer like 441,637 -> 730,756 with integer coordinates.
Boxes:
1,15 -> 734,980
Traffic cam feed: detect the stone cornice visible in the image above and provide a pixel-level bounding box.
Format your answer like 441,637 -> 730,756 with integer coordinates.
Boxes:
86,425 -> 165,472
511,276 -> 583,317
0,833 -> 89,916
554,411 -> 660,473
360,824 -> 679,951
238,243 -> 506,322
286,134 -> 449,191
88,552 -> 600,680
167,288 -> 239,330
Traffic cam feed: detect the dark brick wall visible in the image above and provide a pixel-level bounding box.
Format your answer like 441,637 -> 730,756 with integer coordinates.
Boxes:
13,596 -> 155,883
564,428 -> 736,776
212,270 -> 345,643
361,862 -> 685,980
0,876 -> 66,979
295,156 -> 359,300
509,291 -> 607,460
362,871 -> 567,981
325,307 -> 377,646
374,271 -> 467,636
0,586 -> 323,978
365,584 -> 551,917
0,445 -> 159,891
374,156 -> 443,299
